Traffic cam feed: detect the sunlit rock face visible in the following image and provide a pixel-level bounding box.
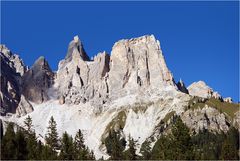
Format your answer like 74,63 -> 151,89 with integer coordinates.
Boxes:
182,105 -> 230,133
55,36 -> 110,107
108,35 -> 175,98
187,81 -> 222,99
16,95 -> 34,117
55,35 -> 176,106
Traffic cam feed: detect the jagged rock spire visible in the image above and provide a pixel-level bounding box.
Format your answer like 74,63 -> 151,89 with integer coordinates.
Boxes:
177,78 -> 189,94
0,45 -> 27,76
65,35 -> 89,62
31,56 -> 52,72
0,45 -> 26,115
22,56 -> 54,103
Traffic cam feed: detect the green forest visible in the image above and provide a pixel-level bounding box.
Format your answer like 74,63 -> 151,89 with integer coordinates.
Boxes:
1,116 -> 239,160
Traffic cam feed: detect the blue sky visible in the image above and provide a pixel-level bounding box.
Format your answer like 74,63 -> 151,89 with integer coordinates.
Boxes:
1,1 -> 239,101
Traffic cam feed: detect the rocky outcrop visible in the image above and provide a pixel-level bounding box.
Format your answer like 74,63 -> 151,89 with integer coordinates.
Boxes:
0,45 -> 26,115
233,111 -> 240,131
55,35 -> 176,106
176,79 -> 189,94
223,97 -> 233,103
22,56 -> 54,103
0,45 -> 27,76
187,81 -> 222,100
108,35 -> 175,98
16,95 -> 34,117
182,105 -> 230,133
56,36 -> 110,106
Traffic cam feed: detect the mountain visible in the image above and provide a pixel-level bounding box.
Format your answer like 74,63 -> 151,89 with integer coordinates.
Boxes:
0,45 -> 26,115
0,35 -> 239,159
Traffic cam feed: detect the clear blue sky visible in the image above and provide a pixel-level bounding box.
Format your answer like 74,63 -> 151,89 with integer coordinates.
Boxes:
1,1 -> 239,101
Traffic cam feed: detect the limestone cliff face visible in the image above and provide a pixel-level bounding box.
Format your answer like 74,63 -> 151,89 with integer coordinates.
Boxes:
0,45 -> 27,76
181,105 -> 230,133
16,95 -> 34,117
22,56 -> 54,103
0,45 -> 26,115
55,36 -> 110,106
187,81 -> 222,100
55,35 -> 176,106
108,35 -> 175,98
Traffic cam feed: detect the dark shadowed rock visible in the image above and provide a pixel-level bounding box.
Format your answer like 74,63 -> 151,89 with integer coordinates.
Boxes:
22,56 -> 54,103
64,35 -> 89,65
177,79 -> 189,94
0,45 -> 25,115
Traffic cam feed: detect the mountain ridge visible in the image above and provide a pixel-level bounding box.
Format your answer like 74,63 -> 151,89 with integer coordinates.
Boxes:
0,35 -> 239,159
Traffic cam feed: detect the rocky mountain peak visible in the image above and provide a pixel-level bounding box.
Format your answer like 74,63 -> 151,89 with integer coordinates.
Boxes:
108,35 -> 175,97
187,81 -> 222,100
0,45 -> 28,115
0,45 -> 27,76
22,56 -> 54,103
177,79 -> 189,94
0,44 -> 11,57
32,56 -> 51,72
223,97 -> 233,103
65,35 -> 89,62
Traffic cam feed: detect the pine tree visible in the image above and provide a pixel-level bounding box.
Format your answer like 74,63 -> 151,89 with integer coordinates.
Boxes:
26,131 -> 39,159
23,115 -> 38,159
221,138 -> 237,160
171,117 -> 193,160
140,140 -> 151,160
0,120 -> 3,141
24,115 -> 33,132
88,150 -> 96,160
105,130 -> 126,160
1,122 -> 16,159
191,128 -> 222,160
45,116 -> 59,152
151,134 -> 172,160
74,129 -> 95,160
151,117 -> 193,160
125,135 -> 137,160
41,144 -> 57,160
220,126 -> 239,160
59,131 -> 74,160
36,140 -> 43,160
15,128 -> 28,160
74,129 -> 86,159
74,129 -> 85,150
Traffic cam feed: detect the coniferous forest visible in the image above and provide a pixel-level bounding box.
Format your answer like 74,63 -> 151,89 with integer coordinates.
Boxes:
1,116 -> 239,160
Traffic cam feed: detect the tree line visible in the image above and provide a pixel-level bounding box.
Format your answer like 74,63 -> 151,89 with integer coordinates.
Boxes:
103,117 -> 239,160
1,116 -> 239,160
1,116 -> 95,160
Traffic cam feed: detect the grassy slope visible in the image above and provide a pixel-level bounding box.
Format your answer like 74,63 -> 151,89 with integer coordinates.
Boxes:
187,97 -> 239,119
